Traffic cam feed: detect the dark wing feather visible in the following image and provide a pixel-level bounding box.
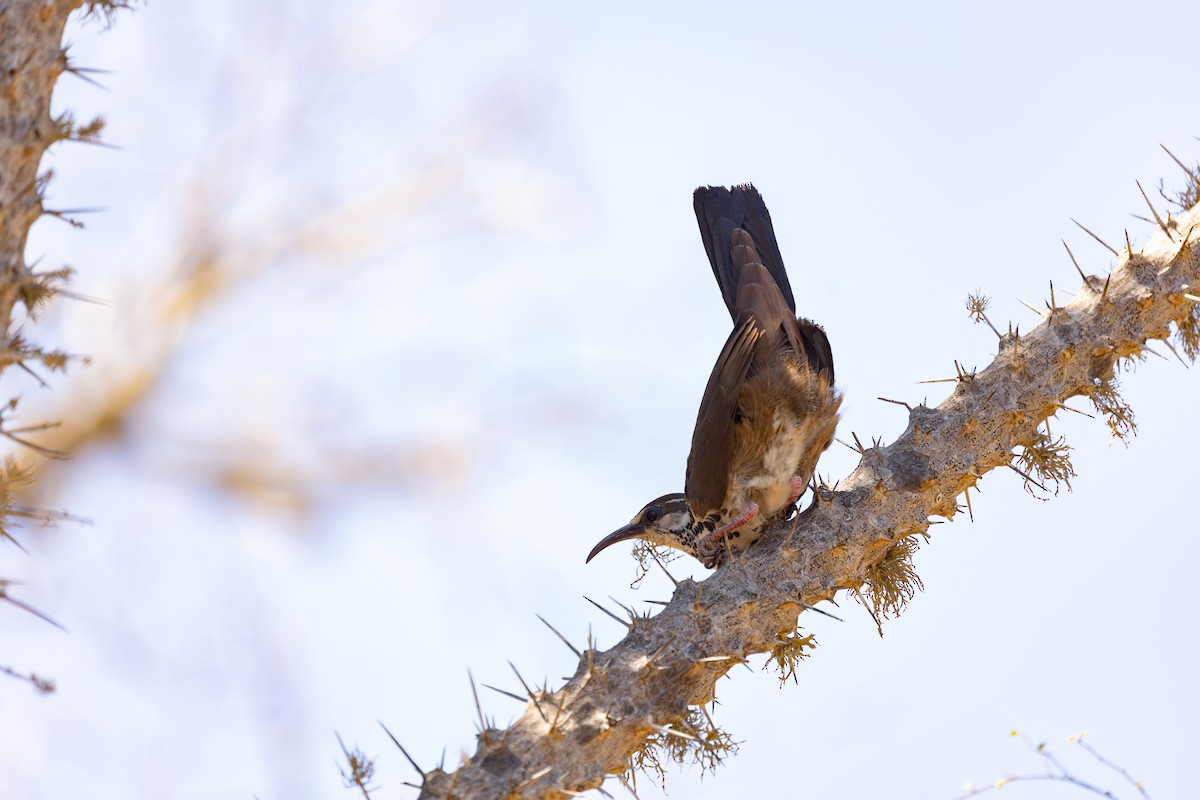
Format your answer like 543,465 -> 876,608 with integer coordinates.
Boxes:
795,318 -> 835,384
685,317 -> 761,516
728,231 -> 796,367
693,184 -> 796,318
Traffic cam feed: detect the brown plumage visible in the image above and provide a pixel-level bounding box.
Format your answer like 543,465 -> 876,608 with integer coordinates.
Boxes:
684,185 -> 840,563
587,184 -> 840,568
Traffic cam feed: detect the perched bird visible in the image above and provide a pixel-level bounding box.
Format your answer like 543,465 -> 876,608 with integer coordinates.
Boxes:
587,184 -> 840,568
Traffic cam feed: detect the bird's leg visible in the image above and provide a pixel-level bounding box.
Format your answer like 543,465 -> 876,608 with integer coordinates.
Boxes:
696,502 -> 760,565
777,476 -> 810,523
787,475 -> 807,505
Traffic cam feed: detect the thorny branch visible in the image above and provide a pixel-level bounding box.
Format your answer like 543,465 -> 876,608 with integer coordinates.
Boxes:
1,0 -> 134,685
366,172 -> 1200,799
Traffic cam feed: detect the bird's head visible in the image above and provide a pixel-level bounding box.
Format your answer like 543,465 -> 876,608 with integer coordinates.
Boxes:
586,493 -> 698,563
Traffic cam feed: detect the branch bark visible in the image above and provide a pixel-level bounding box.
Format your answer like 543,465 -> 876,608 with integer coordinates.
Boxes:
413,197 -> 1200,798
1,0 -> 130,681
0,0 -> 80,332
1,0 -> 131,384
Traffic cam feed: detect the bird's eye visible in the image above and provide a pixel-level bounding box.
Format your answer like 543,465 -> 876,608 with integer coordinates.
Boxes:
643,506 -> 662,523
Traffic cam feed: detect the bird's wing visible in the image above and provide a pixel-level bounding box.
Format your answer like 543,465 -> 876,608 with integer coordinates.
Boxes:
685,315 -> 761,516
793,318 -> 835,385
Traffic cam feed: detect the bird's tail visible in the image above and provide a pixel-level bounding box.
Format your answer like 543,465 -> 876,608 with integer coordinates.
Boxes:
693,184 -> 796,319
692,183 -> 834,384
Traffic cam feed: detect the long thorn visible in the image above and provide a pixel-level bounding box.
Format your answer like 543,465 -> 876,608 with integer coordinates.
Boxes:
782,512 -> 801,551
1007,462 -> 1047,492
507,661 -> 548,723
675,716 -> 709,747
607,595 -> 634,618
1161,143 -> 1200,186
1049,280 -> 1057,312
1054,402 -> 1096,419
799,602 -> 844,622
379,721 -> 425,778
587,626 -> 595,677
468,671 -> 491,745
482,683 -> 527,703
0,429 -> 70,460
1142,343 -> 1169,362
615,774 -> 640,800
1161,339 -> 1189,367
1137,180 -> 1175,241
516,767 -> 553,792
0,589 -> 66,631
1018,298 -> 1043,315
1,504 -> 91,525
548,690 -> 566,734
700,703 -> 719,737
964,485 -> 974,522
16,362 -> 48,389
0,528 -> 28,553
1101,274 -> 1112,303
965,388 -> 999,425
583,596 -> 630,628
647,548 -> 679,587
645,634 -> 677,667
1174,224 -> 1196,262
536,614 -> 582,658
1062,240 -> 1090,285
647,722 -> 698,741
1072,218 -> 1119,256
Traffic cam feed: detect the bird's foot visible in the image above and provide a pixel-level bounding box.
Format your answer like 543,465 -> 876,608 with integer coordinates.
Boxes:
776,475 -> 809,522
697,502 -> 759,568
787,474 -> 807,505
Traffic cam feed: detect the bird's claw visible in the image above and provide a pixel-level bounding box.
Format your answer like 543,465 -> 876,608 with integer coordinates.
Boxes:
698,538 -> 726,569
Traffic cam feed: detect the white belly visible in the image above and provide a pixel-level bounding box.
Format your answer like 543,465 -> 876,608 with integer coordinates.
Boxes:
743,410 -> 808,514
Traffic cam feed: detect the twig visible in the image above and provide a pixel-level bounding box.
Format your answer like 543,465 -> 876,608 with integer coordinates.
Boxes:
878,396 -> 912,410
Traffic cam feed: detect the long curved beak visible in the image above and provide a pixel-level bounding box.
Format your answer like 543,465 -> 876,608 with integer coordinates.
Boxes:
586,524 -> 645,563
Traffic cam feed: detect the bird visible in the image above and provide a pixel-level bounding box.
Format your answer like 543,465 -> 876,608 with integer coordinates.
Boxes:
587,184 -> 841,568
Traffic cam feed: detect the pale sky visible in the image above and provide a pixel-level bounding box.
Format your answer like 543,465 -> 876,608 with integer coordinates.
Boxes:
2,2 -> 1197,798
